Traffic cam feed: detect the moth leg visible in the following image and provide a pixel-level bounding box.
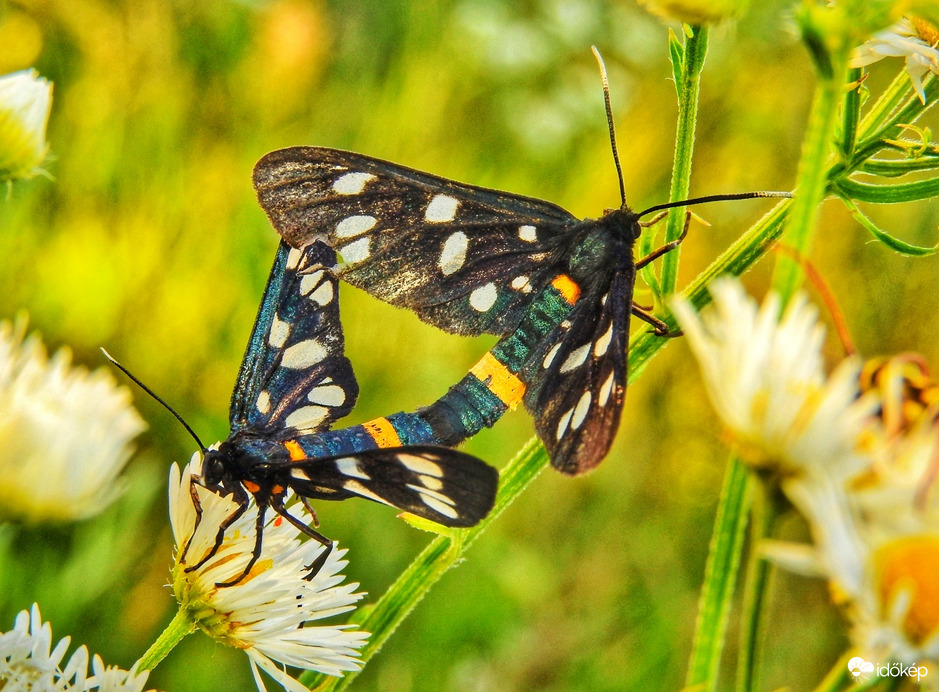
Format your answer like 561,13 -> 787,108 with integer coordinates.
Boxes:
631,305 -> 675,336
299,495 -> 321,527
215,501 -> 269,588
178,474 -> 206,565
269,493 -> 333,580
638,209 -> 668,228
185,482 -> 250,574
635,211 -> 691,270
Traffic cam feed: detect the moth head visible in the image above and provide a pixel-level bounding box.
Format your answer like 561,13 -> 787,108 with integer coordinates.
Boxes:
201,448 -> 227,486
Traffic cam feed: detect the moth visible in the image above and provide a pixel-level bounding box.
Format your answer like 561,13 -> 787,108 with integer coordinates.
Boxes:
174,240 -> 500,586
252,151 -> 782,476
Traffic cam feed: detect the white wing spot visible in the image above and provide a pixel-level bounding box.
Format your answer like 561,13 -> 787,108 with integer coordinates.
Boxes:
290,467 -> 312,481
336,457 -> 371,480
308,384 -> 346,407
417,474 -> 444,491
299,270 -> 324,295
269,314 -> 290,348
281,338 -> 327,369
285,405 -> 329,430
425,194 -> 460,222
571,391 -> 592,431
413,492 -> 460,519
599,372 -> 615,407
256,390 -> 271,415
332,171 -> 376,195
560,344 -> 590,373
543,343 -> 561,369
339,237 -> 371,264
407,484 -> 456,507
336,215 -> 377,238
343,480 -> 393,506
397,454 -> 444,477
438,231 -> 469,275
309,280 -> 334,306
286,247 -> 303,270
556,408 -> 574,441
469,283 -> 498,312
518,225 -> 537,242
594,324 -> 613,357
510,275 -> 532,293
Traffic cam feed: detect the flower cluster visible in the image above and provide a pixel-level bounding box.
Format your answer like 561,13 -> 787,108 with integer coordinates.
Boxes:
674,278 -> 939,664
0,603 -> 150,691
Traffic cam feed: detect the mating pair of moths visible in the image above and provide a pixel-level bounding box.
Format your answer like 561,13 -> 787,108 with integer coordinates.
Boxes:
191,142 -> 772,585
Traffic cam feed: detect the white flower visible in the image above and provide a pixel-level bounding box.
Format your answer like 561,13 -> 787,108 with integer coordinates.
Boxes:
0,603 -> 149,691
852,17 -> 939,103
169,455 -> 368,692
671,278 -> 877,478
0,69 -> 52,181
674,278 -> 939,663
0,316 -> 146,524
84,655 -> 150,692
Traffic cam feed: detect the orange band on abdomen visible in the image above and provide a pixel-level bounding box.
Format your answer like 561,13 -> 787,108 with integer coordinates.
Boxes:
470,352 -> 526,408
363,417 -> 403,448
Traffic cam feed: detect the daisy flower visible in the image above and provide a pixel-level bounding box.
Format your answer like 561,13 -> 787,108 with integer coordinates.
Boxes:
0,316 -> 146,524
0,69 -> 52,181
674,278 -> 939,664
852,17 -> 939,103
168,454 -> 368,692
670,278 -> 877,480
0,603 -> 150,691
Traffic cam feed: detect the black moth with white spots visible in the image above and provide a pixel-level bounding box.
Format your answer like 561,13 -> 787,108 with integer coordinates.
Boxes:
190,239 -> 498,586
253,147 -> 658,475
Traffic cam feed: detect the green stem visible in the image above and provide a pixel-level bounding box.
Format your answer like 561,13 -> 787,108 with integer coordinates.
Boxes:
661,25 -> 708,294
136,607 -> 196,672
735,480 -> 782,692
685,456 -> 751,690
772,54 -> 851,303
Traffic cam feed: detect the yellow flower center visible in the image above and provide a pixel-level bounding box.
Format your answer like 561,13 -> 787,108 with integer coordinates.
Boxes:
913,17 -> 939,48
876,535 -> 939,645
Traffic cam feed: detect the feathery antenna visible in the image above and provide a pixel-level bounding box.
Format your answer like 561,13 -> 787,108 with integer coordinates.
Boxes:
102,347 -> 207,451
592,46 -> 626,207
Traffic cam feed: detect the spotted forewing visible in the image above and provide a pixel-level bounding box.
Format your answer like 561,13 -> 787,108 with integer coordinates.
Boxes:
254,147 -> 640,474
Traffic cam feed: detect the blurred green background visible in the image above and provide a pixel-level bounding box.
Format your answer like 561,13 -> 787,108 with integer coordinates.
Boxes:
1,0 -> 938,690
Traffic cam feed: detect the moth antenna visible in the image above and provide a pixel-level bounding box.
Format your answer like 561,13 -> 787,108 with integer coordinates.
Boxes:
101,347 -> 207,451
637,190 -> 793,219
592,46 -> 626,207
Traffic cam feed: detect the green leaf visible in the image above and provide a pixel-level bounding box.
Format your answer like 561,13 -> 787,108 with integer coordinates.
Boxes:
839,195 -> 939,256
859,156 -> 939,177
836,175 -> 939,203
668,28 -> 684,98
